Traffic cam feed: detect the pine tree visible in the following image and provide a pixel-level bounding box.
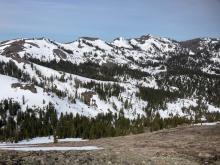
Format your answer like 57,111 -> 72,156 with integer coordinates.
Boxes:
22,96 -> 25,105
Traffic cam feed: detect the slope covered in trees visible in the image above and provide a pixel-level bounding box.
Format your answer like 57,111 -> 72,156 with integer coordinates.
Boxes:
2,99 -> 218,142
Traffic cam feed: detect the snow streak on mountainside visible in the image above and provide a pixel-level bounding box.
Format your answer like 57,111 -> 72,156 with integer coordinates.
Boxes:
0,34 -> 220,120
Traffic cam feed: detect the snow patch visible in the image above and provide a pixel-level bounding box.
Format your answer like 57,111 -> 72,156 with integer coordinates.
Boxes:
0,146 -> 102,151
193,122 -> 220,126
17,136 -> 87,145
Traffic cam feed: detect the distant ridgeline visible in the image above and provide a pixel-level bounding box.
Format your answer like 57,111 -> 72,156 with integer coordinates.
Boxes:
0,99 -> 219,142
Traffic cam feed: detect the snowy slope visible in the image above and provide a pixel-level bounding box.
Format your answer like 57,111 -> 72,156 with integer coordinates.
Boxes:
0,51 -> 149,119
0,35 -> 220,120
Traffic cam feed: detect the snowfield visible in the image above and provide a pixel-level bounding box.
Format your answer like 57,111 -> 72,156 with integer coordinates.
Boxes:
0,136 -> 101,151
18,137 -> 87,145
193,122 -> 220,126
0,146 -> 102,151
0,136 -> 87,145
0,74 -> 101,117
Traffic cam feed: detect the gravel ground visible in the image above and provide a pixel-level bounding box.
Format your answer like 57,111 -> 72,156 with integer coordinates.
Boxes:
0,124 -> 220,165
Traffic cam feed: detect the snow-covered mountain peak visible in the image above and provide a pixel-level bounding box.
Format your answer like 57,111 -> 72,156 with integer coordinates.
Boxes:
65,37 -> 113,52
128,35 -> 178,54
112,37 -> 132,49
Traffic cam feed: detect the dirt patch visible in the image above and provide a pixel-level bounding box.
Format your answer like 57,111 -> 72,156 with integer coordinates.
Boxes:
11,83 -> 37,93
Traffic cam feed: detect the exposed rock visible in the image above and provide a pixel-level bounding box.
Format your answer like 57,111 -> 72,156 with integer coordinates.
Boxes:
53,49 -> 67,59
11,83 -> 37,93
2,40 -> 25,55
81,91 -> 96,106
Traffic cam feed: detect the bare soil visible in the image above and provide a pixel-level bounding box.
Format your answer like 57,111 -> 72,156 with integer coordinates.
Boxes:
0,124 -> 220,165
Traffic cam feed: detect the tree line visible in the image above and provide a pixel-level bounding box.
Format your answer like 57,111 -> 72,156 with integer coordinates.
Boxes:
1,99 -> 219,143
29,58 -> 149,81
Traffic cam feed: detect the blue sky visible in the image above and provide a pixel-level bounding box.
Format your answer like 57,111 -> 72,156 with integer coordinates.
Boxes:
0,0 -> 220,42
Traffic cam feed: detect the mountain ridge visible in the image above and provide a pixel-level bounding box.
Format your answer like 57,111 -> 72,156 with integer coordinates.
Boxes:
0,34 -> 219,120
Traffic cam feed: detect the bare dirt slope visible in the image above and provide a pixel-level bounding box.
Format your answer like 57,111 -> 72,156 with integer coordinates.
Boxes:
0,124 -> 220,165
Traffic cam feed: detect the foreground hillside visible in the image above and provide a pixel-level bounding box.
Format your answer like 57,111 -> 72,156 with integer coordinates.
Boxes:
0,124 -> 220,165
